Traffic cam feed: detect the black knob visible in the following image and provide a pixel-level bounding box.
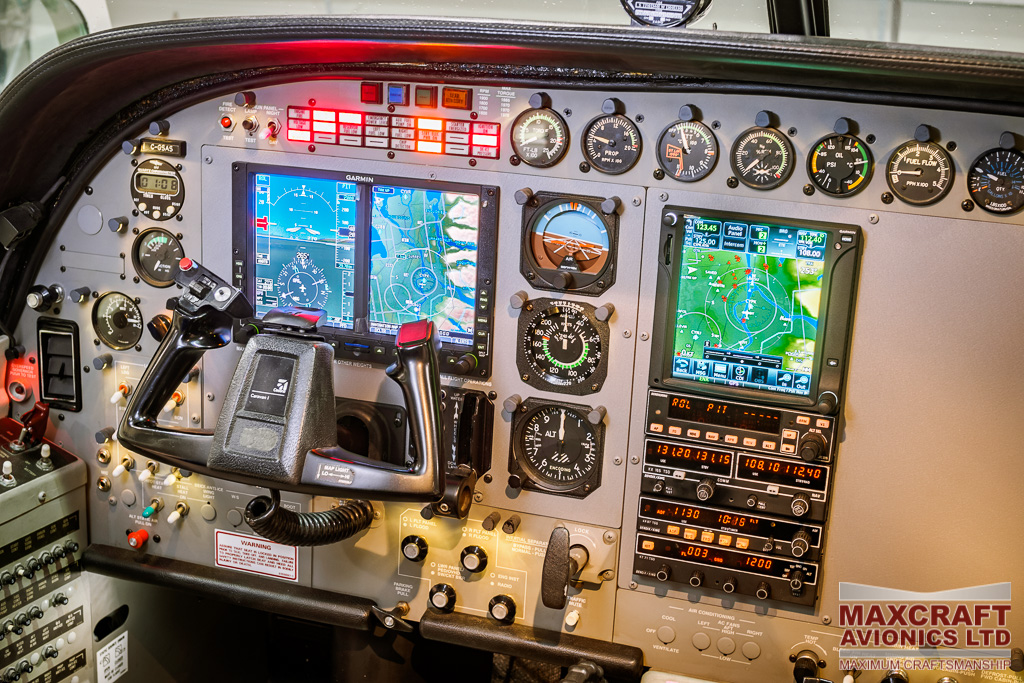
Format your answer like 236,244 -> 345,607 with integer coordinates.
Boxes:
17,662 -> 31,675
688,570 -> 704,587
27,606 -> 42,620
52,545 -> 66,558
52,593 -> 68,606
600,196 -> 622,214
792,649 -> 818,682
235,91 -> 257,107
108,216 -> 129,233
25,284 -> 60,311
655,564 -> 672,582
401,535 -> 428,562
121,139 -> 139,155
746,494 -> 758,508
3,668 -> 17,683
149,119 -> 170,136
652,481 -> 664,493
70,286 -> 92,303
798,433 -> 827,462
791,494 -> 811,517
14,565 -> 31,580
513,188 -> 534,205
93,354 -> 113,370
528,92 -> 551,109
43,645 -> 58,659
481,511 -> 501,531
15,614 -> 30,627
601,98 -> 625,115
696,478 -> 715,501
428,584 -> 457,613
0,572 -> 13,585
488,595 -> 516,624
148,314 -> 171,341
815,392 -> 837,414
791,530 -> 812,557
880,669 -> 908,683
1011,647 -> 1024,672
501,515 -> 522,534
453,353 -> 477,375
551,271 -> 575,290
26,557 -> 41,572
755,581 -> 771,600
95,427 -> 115,444
64,540 -> 79,553
507,475 -> 523,490
789,570 -> 805,596
241,116 -> 259,132
662,212 -> 679,226
722,576 -> 737,593
460,546 -> 488,573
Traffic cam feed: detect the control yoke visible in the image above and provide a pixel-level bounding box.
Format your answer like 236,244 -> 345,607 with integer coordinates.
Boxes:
117,259 -> 445,502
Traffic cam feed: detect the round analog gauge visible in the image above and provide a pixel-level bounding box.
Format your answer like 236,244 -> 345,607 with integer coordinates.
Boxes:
621,0 -> 711,26
277,250 -> 331,308
730,126 -> 794,190
657,119 -> 719,182
525,200 -> 614,292
967,148 -> 1024,214
130,158 -> 184,220
807,134 -> 873,197
92,292 -> 144,351
582,114 -> 642,175
886,140 -> 954,206
132,228 -> 184,287
522,302 -> 604,388
510,108 -> 569,168
515,404 -> 601,492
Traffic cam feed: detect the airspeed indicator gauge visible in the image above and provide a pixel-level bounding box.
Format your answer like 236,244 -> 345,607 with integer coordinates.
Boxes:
886,140 -> 954,206
509,399 -> 604,498
510,108 -> 569,168
517,299 -> 610,394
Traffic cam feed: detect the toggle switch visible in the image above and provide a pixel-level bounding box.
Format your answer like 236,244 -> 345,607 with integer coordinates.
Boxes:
167,501 -> 190,524
37,444 -> 53,471
1,462 -> 15,488
111,455 -> 134,477
109,382 -> 132,404
137,461 -> 158,483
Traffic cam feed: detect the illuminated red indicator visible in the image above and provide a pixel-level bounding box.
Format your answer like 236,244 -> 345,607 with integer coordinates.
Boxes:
417,118 -> 443,131
417,140 -> 444,154
337,112 -> 363,125
219,116 -> 233,129
256,217 -> 268,231
473,134 -> 499,148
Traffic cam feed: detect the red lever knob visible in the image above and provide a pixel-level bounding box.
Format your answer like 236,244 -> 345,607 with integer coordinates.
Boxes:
127,529 -> 149,549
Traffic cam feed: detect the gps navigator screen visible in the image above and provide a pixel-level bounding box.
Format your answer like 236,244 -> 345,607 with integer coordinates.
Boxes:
669,215 -> 829,397
367,184 -> 480,346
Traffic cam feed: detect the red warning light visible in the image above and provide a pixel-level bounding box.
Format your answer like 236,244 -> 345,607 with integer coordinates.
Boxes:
219,116 -> 233,130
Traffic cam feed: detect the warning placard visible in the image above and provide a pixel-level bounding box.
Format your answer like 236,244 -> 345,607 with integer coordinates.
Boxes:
97,631 -> 128,683
214,530 -> 298,582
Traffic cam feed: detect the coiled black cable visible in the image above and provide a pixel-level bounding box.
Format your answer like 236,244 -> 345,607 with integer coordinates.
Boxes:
243,489 -> 374,546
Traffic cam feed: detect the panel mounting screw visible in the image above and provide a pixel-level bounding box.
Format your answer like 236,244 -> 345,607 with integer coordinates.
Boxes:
632,196 -> 642,207
640,332 -> 649,341
603,531 -> 617,544
630,455 -> 639,464
629,581 -> 638,590
881,192 -> 894,204
204,156 -> 213,164
623,330 -> 631,338
868,214 -> 879,224
653,169 -> 665,181
727,177 -> 739,189
473,492 -> 483,503
613,456 -> 622,465
961,199 -> 974,212
658,192 -> 668,201
822,615 -> 832,625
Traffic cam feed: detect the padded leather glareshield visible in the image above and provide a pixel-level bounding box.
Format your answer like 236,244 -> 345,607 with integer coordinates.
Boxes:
117,258 -> 445,501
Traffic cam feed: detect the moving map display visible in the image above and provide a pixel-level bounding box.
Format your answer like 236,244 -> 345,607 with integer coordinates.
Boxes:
670,215 -> 829,397
252,172 -> 357,328
368,185 -> 480,346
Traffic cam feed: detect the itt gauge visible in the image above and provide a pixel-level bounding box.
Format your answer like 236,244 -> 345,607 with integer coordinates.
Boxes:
132,228 -> 184,287
656,105 -> 719,182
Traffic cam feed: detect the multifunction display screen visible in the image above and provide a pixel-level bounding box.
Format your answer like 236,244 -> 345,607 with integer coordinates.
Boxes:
246,167 -> 489,350
670,215 -> 829,396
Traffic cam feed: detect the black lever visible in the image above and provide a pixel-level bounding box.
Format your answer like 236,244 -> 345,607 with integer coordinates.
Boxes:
118,259 -> 446,502
541,526 -> 590,609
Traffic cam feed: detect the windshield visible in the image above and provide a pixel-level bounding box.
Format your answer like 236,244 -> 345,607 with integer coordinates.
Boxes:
3,0 -> 1024,94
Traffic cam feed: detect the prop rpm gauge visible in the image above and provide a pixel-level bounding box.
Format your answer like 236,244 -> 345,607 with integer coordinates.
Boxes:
510,108 -> 569,168
731,127 -> 794,190
277,250 -> 331,308
130,158 -> 184,220
885,140 -> 954,206
132,228 -> 183,287
521,196 -> 617,294
807,134 -> 873,197
92,292 -> 143,351
510,400 -> 604,497
967,148 -> 1024,214
582,114 -> 642,175
517,299 -> 609,394
657,119 -> 719,182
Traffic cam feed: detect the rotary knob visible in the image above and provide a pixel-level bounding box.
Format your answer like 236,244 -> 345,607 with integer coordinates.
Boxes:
798,433 -> 827,462
688,570 -> 704,588
401,535 -> 428,562
721,576 -> 738,594
755,581 -> 771,600
488,595 -> 517,624
791,530 -> 812,557
26,557 -> 42,572
655,564 -> 672,582
790,494 -> 811,517
428,584 -> 457,613
792,649 -> 819,683
789,570 -> 805,596
460,546 -> 488,573
880,669 -> 909,683
695,478 -> 715,501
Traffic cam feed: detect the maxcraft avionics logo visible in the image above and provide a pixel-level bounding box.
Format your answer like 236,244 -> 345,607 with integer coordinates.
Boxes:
838,582 -> 1018,675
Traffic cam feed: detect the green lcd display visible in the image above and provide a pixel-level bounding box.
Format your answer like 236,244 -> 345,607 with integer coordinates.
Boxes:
669,214 -> 829,397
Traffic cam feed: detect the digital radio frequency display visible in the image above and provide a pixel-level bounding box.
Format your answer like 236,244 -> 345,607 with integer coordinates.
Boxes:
667,395 -> 781,434
645,439 -> 732,476
368,184 -> 479,346
737,454 -> 828,491
638,535 -> 814,580
670,215 -> 828,397
253,172 -> 358,329
639,497 -> 818,540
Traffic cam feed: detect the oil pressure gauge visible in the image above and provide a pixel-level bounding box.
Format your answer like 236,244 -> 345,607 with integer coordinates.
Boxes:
509,398 -> 604,497
807,134 -> 873,197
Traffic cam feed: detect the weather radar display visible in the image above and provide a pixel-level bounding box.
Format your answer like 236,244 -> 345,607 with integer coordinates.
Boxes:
252,172 -> 357,329
670,215 -> 828,396
368,185 -> 480,346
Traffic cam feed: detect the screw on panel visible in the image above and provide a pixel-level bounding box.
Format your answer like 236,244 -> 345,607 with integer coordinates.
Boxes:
579,162 -> 590,173
623,330 -> 631,338
473,492 -> 483,503
603,530 -> 617,544
727,177 -> 739,189
613,456 -> 622,466
204,156 -> 213,164
600,569 -> 615,581
206,393 -> 214,401
630,455 -> 639,464
788,127 -> 798,137
658,192 -> 668,201
629,581 -> 638,590
822,615 -> 832,625
653,169 -> 665,180
37,492 -> 46,503
373,509 -> 383,520
191,414 -> 200,424
868,214 -> 879,224
803,184 -> 815,196
881,192 -> 894,204
640,332 -> 649,341
962,199 -> 974,212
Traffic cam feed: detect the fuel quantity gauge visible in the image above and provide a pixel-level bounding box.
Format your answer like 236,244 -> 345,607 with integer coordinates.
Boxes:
967,144 -> 1024,214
